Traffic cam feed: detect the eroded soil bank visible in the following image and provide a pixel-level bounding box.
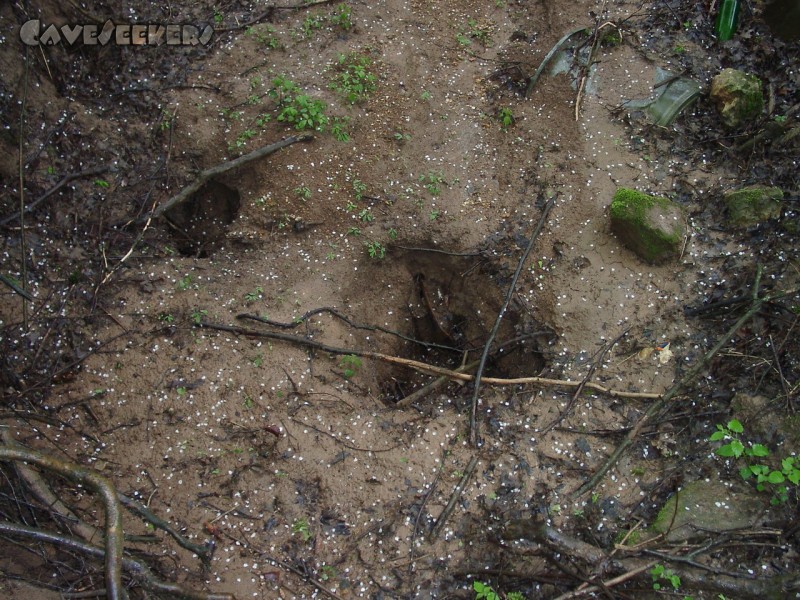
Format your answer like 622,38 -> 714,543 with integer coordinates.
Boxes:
1,0 -> 798,598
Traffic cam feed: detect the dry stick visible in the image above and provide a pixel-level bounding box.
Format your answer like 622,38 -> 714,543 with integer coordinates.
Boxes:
0,522 -> 235,600
147,134 -> 313,221
396,333 -> 551,407
430,455 -> 479,540
572,270 -> 794,499
469,199 -> 554,446
539,328 -> 630,436
197,322 -> 660,399
18,46 -> 30,329
117,494 -> 213,565
0,446 -> 124,600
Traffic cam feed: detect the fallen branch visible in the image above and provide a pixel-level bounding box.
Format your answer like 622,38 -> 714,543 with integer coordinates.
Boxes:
197,321 -> 661,399
148,134 -> 313,221
0,521 -> 235,600
469,198 -> 554,446
430,455 -> 479,539
0,446 -> 124,600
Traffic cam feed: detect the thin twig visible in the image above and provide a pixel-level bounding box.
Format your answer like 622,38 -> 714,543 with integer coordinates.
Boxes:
430,455 -> 479,539
197,321 -> 661,398
117,493 -> 214,565
469,199 -> 554,446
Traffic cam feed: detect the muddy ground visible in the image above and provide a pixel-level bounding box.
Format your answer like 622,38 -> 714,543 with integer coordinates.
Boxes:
0,0 -> 799,598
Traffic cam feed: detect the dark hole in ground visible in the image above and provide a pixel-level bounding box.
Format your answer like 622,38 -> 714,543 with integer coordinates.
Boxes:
379,249 -> 549,403
164,179 -> 240,257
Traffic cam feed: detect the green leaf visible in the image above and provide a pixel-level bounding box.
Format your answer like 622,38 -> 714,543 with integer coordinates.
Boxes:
740,466 -> 753,480
767,471 -> 785,484
709,431 -> 726,441
750,444 -> 770,457
727,419 -> 744,433
717,444 -> 736,457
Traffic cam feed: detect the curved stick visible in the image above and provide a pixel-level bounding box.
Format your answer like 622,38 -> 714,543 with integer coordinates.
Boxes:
0,446 -> 124,600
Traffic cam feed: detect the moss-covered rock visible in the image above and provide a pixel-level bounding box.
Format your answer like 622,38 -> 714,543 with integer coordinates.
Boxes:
650,480 -> 768,542
724,185 -> 783,227
710,68 -> 764,128
609,188 -> 685,264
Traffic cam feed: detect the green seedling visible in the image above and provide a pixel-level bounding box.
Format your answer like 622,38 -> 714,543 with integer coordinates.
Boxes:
190,309 -> 208,325
294,185 -> 312,200
292,518 -> 312,541
650,564 -> 681,591
473,581 -> 499,600
498,107 -> 515,129
330,3 -> 352,30
244,286 -> 264,303
339,354 -> 362,378
177,275 -> 194,291
419,170 -> 445,196
330,52 -> 377,104
158,312 -> 175,324
93,179 -> 109,188
365,241 -> 386,259
358,208 -> 374,222
352,178 -> 367,200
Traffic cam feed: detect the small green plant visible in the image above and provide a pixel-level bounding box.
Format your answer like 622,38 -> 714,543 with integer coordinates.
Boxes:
251,353 -> 264,368
294,185 -> 312,201
774,115 -> 787,124
506,593 -> 524,600
177,275 -> 194,291
710,420 -> 800,504
347,226 -> 361,236
420,170 -> 445,196
246,24 -> 279,48
498,107 -> 515,129
330,116 -> 351,141
158,312 -> 175,324
650,564 -> 681,591
291,518 -> 312,541
420,90 -> 432,101
330,3 -> 352,30
269,76 -> 329,131
318,565 -> 337,581
93,179 -> 109,188
388,227 -> 398,240
190,309 -> 208,325
244,286 -> 263,303
352,178 -> 367,200
339,354 -> 362,378
213,9 -> 223,25
672,44 -> 686,55
473,581 -> 499,600
301,14 -> 326,38
358,208 -> 374,222
365,241 -> 386,259
429,208 -> 440,220
458,18 -> 492,48
330,52 -> 377,104
394,131 -> 411,142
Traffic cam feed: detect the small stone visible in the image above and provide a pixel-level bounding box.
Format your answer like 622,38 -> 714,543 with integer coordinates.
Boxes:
724,185 -> 783,227
710,68 -> 764,128
609,188 -> 685,264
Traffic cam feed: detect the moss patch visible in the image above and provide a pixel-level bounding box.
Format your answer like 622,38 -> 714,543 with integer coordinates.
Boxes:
609,188 -> 685,264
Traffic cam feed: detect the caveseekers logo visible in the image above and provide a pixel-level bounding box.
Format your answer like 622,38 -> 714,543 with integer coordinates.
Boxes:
19,19 -> 214,46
